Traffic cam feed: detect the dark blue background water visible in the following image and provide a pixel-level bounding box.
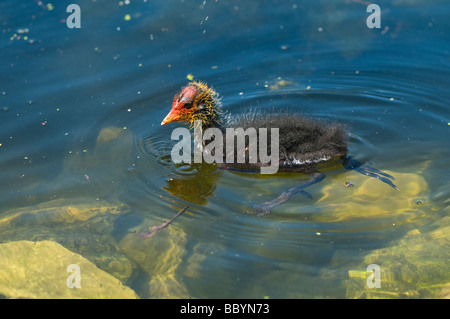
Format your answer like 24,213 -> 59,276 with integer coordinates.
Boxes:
0,0 -> 448,298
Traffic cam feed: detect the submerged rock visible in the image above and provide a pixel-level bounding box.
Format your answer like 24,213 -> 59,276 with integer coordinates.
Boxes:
0,240 -> 138,298
346,225 -> 450,298
119,219 -> 189,298
315,169 -> 449,298
316,170 -> 429,223
0,198 -> 129,227
0,126 -> 192,298
0,198 -> 138,285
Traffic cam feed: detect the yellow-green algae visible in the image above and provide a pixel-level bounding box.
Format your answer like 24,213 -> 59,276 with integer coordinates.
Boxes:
0,126 -> 190,298
0,192 -> 189,298
315,170 -> 429,223
0,198 -> 128,226
0,198 -> 137,284
316,169 -> 449,298
119,221 -> 189,298
0,240 -> 138,299
346,222 -> 450,298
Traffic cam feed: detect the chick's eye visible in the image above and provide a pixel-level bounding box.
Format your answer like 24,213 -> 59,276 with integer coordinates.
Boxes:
183,101 -> 193,109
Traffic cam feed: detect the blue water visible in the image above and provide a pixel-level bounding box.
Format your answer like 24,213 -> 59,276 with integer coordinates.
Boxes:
0,0 -> 449,298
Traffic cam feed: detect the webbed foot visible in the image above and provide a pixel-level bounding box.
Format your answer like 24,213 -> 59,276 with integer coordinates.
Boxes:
343,156 -> 398,190
247,203 -> 272,216
247,172 -> 325,216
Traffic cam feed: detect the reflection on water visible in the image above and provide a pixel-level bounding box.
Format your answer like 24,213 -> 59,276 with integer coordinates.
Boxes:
0,0 -> 449,298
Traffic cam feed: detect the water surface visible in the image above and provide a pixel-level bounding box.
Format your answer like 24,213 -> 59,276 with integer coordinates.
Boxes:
0,0 -> 449,298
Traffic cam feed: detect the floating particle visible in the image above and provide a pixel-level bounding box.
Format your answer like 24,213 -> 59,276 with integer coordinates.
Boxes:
84,174 -> 90,180
389,97 -> 395,101
211,65 -> 218,69
186,73 -> 194,81
306,86 -> 311,90
317,27 -> 323,32
316,232 -> 321,236
17,28 -> 29,34
355,70 -> 359,74
2,106 -> 8,111
138,63 -> 142,67
345,181 -> 354,188
124,14 -> 131,21
47,3 -> 54,11
82,149 -> 87,153
0,143 -> 2,147
269,78 -> 292,90
277,78 -> 291,86
280,45 -> 289,51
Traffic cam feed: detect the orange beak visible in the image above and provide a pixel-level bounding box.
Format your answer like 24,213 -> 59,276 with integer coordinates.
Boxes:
161,108 -> 181,125
161,101 -> 183,126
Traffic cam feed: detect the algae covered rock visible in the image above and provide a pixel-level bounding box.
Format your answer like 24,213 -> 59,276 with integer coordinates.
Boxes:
315,170 -> 429,224
0,198 -> 129,227
119,218 -> 189,298
0,240 -> 138,299
0,198 -> 138,284
316,169 -> 449,297
346,226 -> 450,298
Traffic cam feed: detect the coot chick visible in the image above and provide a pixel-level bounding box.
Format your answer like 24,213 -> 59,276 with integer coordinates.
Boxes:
162,80 -> 397,215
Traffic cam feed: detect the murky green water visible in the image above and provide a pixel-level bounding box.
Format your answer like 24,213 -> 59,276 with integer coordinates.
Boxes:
0,0 -> 448,298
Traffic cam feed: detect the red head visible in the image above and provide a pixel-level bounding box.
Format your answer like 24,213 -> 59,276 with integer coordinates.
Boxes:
161,81 -> 221,129
161,84 -> 199,126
